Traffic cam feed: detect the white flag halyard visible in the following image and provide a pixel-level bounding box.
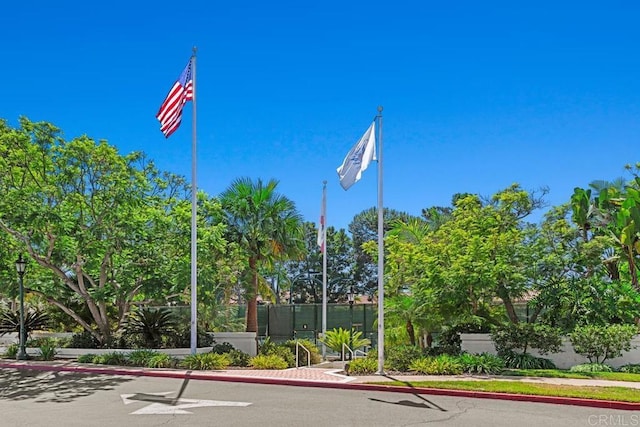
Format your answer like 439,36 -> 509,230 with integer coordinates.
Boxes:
336,121 -> 376,190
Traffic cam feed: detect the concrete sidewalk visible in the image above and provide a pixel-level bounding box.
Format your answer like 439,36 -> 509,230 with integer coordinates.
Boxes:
1,359 -> 639,411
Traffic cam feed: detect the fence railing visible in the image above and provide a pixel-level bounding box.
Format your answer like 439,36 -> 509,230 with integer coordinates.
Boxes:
341,343 -> 354,361
295,341 -> 311,368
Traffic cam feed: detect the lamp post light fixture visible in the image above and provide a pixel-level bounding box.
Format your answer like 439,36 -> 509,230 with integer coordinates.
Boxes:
15,254 -> 28,360
347,285 -> 355,360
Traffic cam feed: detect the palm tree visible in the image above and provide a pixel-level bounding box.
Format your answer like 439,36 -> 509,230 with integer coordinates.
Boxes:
220,178 -> 305,332
588,177 -> 627,198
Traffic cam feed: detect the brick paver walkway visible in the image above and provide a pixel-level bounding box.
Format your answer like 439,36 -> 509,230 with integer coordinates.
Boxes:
212,367 -> 353,383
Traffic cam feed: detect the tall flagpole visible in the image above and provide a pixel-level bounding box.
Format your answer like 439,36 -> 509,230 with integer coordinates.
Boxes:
190,46 -> 198,355
321,180 -> 328,360
376,105 -> 385,374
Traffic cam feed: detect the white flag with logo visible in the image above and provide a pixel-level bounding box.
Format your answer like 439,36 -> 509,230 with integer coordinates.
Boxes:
336,122 -> 376,190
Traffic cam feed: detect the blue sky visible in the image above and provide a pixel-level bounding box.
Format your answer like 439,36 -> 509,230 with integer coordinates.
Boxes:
3,1 -> 639,230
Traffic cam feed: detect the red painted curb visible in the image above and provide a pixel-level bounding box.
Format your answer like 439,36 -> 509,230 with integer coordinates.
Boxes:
2,361 -> 638,411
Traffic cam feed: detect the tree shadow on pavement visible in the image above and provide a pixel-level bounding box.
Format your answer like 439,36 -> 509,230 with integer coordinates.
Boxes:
0,368 -> 132,403
126,374 -> 191,405
368,374 -> 447,412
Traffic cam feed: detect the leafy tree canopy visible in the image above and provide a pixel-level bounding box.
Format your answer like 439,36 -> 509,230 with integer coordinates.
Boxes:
0,117 -> 232,345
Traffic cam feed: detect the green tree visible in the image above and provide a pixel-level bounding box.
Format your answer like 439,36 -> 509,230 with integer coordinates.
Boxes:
491,322 -> 563,356
349,207 -> 417,298
429,186 -> 542,324
572,173 -> 640,292
167,194 -> 246,326
283,222 -> 323,304
220,177 -> 305,332
324,226 -> 356,302
377,185 -> 545,333
529,202 -> 640,330
384,294 -> 432,347
420,205 -> 452,231
283,223 -> 355,303
569,324 -> 638,364
374,218 -> 443,347
0,118 -> 228,345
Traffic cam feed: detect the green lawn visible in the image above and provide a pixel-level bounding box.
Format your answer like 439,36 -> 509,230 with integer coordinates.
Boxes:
372,379 -> 640,403
504,369 -> 640,383
367,369 -> 640,403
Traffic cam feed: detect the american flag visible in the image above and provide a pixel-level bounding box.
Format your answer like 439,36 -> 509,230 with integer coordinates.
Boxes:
156,58 -> 194,138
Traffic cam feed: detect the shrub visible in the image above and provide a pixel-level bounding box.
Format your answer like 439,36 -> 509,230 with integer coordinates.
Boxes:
569,324 -> 638,364
249,354 -> 288,370
69,331 -> 100,349
3,343 -> 18,359
436,328 -> 462,356
0,309 -> 49,342
268,346 -> 296,368
257,336 -> 278,354
38,342 -> 57,361
77,353 -> 98,363
569,363 -> 613,373
127,349 -> 160,366
196,343 -> 247,367
258,338 -> 295,368
619,364 -> 640,374
147,353 -> 176,368
27,337 -> 62,348
346,357 -> 378,375
226,349 -> 250,367
409,355 -> 463,375
491,323 -> 563,356
126,308 -> 177,348
501,351 -> 556,369
320,328 -> 371,356
114,331 -> 145,349
181,353 -> 230,370
94,352 -> 129,365
385,345 -> 423,372
211,342 -> 235,354
284,339 -> 322,366
431,354 -> 464,375
458,353 -> 505,375
165,327 -> 215,348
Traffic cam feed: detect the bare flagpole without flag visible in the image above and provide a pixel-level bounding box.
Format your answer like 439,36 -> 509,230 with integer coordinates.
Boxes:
320,181 -> 328,359
375,105 -> 385,375
190,46 -> 198,355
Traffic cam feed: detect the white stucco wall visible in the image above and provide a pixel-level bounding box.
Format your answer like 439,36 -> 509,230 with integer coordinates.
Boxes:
1,331 -> 258,357
461,333 -> 640,369
213,332 -> 258,356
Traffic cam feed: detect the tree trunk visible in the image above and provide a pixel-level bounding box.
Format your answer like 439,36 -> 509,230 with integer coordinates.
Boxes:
628,246 -> 639,291
497,284 -> 519,324
246,257 -> 259,333
529,304 -> 543,324
245,295 -> 258,333
406,320 -> 415,346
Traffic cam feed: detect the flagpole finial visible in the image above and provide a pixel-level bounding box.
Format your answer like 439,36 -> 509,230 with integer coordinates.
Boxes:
377,105 -> 383,113
323,180 -> 327,186
192,46 -> 197,56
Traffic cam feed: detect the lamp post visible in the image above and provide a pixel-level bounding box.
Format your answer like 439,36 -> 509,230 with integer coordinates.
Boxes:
347,285 -> 355,360
15,254 -> 28,360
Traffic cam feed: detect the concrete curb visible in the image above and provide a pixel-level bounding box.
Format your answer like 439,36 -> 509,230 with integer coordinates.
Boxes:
1,361 -> 638,411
